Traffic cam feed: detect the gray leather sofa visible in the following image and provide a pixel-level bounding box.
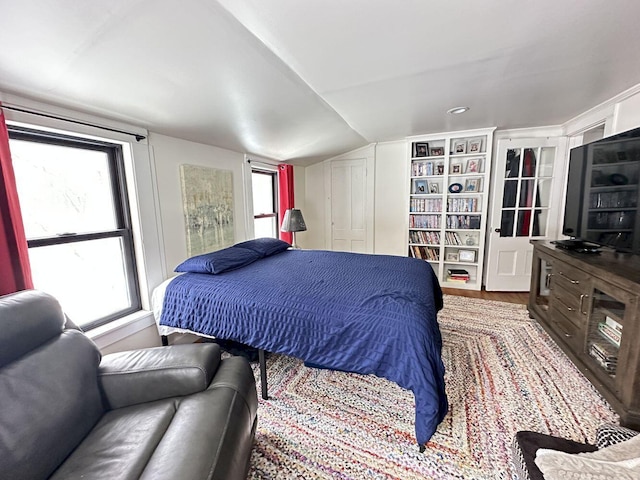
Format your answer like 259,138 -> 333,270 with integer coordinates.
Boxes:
0,290 -> 258,480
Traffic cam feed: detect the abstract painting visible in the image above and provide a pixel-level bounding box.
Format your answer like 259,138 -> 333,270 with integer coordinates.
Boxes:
180,164 -> 234,257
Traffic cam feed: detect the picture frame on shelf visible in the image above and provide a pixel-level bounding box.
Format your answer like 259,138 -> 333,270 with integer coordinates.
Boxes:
459,249 -> 476,262
414,142 -> 429,158
465,178 -> 480,192
465,157 -> 481,173
468,138 -> 482,153
436,163 -> 444,175
446,251 -> 459,262
451,163 -> 462,174
430,146 -> 445,156
429,183 -> 439,194
415,179 -> 427,193
453,140 -> 467,154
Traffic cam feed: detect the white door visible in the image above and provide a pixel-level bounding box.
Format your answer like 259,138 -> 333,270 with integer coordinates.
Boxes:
327,158 -> 372,253
485,138 -> 564,291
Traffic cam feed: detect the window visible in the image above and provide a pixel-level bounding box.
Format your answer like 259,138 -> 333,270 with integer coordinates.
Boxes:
251,169 -> 278,238
8,126 -> 140,330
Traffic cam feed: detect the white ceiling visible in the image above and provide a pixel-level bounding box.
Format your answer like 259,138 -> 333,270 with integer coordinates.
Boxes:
2,0 -> 640,166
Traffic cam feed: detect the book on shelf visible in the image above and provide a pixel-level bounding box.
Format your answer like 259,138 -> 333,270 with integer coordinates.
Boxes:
598,322 -> 621,347
447,268 -> 469,276
589,342 -> 618,374
605,315 -> 623,334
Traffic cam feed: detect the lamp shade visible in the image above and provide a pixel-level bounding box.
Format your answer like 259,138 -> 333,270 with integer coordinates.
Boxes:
281,208 -> 307,233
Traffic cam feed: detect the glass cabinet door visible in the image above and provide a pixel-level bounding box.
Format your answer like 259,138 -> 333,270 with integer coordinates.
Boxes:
586,286 -> 626,379
532,255 -> 552,311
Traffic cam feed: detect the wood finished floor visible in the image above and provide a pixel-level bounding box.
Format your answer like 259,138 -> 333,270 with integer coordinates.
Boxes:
441,287 -> 529,305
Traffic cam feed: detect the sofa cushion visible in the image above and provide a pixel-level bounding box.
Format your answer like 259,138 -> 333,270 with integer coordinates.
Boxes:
50,356 -> 258,480
0,290 -> 67,368
98,343 -> 222,409
0,330 -> 103,480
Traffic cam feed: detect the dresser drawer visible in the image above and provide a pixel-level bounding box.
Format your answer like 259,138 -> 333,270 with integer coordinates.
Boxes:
549,306 -> 585,353
551,261 -> 587,297
550,289 -> 587,329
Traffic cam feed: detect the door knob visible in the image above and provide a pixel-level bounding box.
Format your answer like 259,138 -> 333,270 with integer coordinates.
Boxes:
494,228 -> 501,233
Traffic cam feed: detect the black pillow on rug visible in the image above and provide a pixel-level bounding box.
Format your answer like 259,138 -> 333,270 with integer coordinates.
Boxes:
512,431 -> 597,480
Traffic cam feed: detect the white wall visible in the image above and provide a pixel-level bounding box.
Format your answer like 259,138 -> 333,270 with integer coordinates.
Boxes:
149,133 -> 249,278
614,92 -> 640,134
301,161 -> 326,250
373,141 -> 407,256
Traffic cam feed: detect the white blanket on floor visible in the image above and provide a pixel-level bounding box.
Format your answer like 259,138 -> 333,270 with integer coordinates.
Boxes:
535,433 -> 640,479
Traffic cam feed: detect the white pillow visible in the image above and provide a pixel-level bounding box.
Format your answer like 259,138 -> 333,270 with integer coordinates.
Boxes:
535,433 -> 640,479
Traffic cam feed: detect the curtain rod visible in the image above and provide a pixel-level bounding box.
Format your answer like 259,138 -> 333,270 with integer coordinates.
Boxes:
1,105 -> 146,142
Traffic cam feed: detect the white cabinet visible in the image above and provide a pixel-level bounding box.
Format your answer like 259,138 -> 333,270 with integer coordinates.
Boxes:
407,128 -> 495,290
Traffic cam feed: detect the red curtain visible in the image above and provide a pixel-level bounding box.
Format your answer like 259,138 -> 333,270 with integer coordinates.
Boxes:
0,106 -> 33,295
278,164 -> 294,244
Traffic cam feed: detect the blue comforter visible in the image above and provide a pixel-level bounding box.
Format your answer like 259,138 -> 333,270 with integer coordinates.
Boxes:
160,249 -> 447,445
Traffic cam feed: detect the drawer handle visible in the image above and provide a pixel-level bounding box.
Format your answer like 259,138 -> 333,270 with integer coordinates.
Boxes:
579,294 -> 588,315
555,322 -> 573,338
558,271 -> 579,284
566,306 -> 575,312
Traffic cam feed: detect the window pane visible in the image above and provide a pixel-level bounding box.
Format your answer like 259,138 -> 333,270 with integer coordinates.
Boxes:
500,210 -> 515,237
502,179 -> 518,208
252,171 -> 274,215
28,238 -> 132,326
522,148 -> 537,177
519,179 -> 535,207
254,216 -> 277,239
10,139 -> 117,238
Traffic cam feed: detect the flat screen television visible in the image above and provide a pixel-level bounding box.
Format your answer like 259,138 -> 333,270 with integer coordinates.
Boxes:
562,126 -> 640,254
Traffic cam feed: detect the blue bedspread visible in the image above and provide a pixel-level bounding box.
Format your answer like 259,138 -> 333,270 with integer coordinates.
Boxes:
160,249 -> 447,445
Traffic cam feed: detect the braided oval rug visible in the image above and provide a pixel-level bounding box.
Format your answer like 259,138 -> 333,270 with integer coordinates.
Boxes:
247,295 -> 617,479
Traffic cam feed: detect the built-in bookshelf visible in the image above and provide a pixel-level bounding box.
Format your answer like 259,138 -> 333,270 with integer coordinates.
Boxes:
407,128 -> 495,290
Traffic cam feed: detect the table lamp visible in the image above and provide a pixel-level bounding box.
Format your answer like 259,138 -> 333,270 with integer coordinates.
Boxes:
281,208 -> 306,249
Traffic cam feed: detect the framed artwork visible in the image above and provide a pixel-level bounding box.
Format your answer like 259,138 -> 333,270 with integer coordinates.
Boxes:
459,250 -> 476,262
436,163 -> 445,175
465,178 -> 480,192
465,158 -> 481,173
415,179 -> 427,193
430,146 -> 445,156
446,251 -> 459,262
468,138 -> 482,153
451,163 -> 462,174
180,164 -> 235,257
453,140 -> 467,154
429,183 -> 439,194
414,142 -> 429,157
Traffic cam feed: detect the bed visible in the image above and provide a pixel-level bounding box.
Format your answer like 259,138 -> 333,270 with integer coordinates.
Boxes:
155,238 -> 448,447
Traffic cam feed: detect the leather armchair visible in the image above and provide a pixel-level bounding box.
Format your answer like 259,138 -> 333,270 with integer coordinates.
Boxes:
0,290 -> 258,480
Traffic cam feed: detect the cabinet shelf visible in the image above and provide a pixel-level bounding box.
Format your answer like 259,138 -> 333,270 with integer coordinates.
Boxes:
407,128 -> 495,290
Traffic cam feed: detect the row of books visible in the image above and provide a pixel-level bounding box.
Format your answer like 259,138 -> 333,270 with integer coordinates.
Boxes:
445,232 -> 464,245
446,268 -> 469,283
409,231 -> 440,245
598,322 -> 621,347
411,160 -> 444,177
446,215 -> 481,230
589,342 -> 618,374
410,198 -> 442,213
447,198 -> 479,213
410,245 -> 439,261
409,214 -> 441,229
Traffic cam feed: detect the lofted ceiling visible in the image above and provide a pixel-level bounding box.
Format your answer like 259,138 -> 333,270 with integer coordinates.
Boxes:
2,0 -> 640,166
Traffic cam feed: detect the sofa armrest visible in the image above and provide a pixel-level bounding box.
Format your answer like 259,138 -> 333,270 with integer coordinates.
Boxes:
98,343 -> 221,410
